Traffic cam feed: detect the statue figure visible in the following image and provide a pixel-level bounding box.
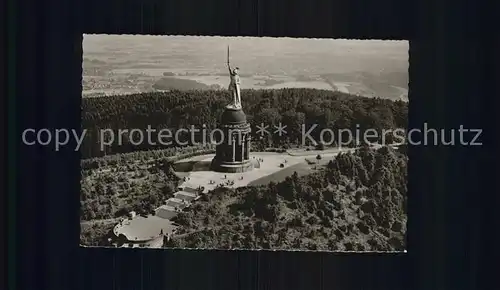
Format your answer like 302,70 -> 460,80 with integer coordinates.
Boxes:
227,46 -> 241,108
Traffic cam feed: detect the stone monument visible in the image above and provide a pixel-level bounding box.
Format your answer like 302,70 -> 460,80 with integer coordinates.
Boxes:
210,46 -> 253,173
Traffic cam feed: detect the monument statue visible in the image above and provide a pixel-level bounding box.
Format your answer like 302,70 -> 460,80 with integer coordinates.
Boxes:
211,46 -> 253,173
227,46 -> 242,109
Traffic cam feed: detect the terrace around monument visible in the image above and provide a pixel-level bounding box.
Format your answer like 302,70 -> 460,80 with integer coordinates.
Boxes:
95,46 -> 357,248
80,35 -> 408,252
91,148 -> 368,248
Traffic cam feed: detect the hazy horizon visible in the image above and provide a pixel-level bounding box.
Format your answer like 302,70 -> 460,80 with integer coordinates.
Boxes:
82,35 -> 409,100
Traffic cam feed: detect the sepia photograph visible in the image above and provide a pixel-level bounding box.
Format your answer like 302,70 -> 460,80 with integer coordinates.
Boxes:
80,35 -> 409,252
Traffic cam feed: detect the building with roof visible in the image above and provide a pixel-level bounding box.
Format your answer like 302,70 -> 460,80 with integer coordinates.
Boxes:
174,190 -> 199,202
110,186 -> 202,248
112,214 -> 176,248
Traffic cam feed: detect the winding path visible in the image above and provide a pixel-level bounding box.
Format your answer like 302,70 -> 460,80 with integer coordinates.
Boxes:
81,217 -> 120,226
111,145 -> 393,245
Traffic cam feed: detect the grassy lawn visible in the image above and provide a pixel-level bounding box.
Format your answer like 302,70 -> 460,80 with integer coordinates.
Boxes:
248,162 -> 316,186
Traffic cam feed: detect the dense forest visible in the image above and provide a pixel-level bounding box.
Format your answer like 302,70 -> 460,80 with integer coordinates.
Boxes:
80,222 -> 116,247
80,89 -> 408,249
80,158 -> 180,221
164,146 -> 407,251
82,88 -> 408,159
152,77 -> 222,91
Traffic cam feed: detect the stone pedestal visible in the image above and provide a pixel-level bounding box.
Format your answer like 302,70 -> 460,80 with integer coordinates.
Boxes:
211,106 -> 253,173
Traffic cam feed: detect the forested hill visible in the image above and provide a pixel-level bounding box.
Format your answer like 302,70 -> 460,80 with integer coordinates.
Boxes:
82,89 -> 408,159
165,146 -> 408,251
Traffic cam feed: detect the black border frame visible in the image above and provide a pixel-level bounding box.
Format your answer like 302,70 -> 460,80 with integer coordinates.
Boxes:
8,0 -> 497,289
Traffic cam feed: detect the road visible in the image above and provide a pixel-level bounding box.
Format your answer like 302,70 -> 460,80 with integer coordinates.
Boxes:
81,218 -> 120,226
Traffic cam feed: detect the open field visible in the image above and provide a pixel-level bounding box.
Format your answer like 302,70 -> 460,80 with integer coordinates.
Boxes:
165,145 -> 407,251
83,35 -> 408,100
80,157 -> 180,222
174,149 -> 356,192
81,150 -> 343,246
80,143 -> 406,250
248,162 -> 315,186
80,35 -> 408,250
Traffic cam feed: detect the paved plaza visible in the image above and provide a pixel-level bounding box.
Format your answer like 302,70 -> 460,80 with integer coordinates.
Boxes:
112,147 -> 367,246
177,150 -> 351,192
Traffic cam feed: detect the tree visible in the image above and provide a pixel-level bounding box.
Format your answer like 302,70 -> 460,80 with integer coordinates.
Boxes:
95,182 -> 106,196
81,88 -> 407,159
80,89 -> 408,251
106,185 -> 118,196
306,215 -> 319,225
282,110 -> 306,143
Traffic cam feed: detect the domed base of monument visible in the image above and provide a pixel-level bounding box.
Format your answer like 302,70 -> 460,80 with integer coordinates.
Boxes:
221,105 -> 247,125
210,159 -> 254,173
212,101 -> 253,173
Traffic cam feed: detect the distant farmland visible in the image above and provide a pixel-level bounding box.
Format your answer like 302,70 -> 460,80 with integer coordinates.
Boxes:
82,35 -> 408,100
